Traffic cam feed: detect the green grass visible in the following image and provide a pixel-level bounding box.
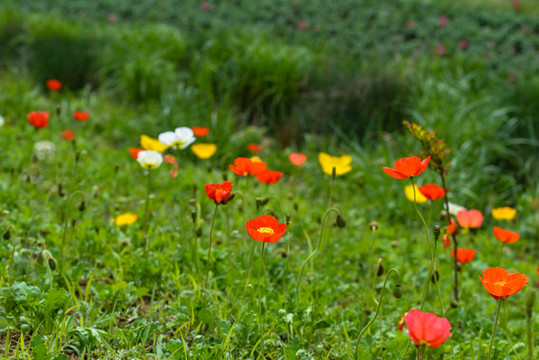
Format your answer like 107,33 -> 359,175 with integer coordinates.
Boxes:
0,0 -> 538,359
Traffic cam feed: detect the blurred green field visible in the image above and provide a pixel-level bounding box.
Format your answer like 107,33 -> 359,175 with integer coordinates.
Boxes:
0,0 -> 538,359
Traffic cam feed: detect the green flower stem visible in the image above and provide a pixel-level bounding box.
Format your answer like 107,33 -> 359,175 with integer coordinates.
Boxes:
143,170 -> 152,234
439,171 -> 459,303
327,167 -> 336,209
502,300 -> 522,360
257,242 -> 266,359
488,299 -> 503,360
60,191 -> 85,271
369,228 -> 379,304
6,225 -> 17,286
202,204 -> 219,305
296,207 -> 341,306
355,268 -> 401,359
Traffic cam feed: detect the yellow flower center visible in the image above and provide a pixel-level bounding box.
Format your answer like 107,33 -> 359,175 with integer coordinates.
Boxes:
257,227 -> 274,234
494,281 -> 506,287
172,140 -> 185,148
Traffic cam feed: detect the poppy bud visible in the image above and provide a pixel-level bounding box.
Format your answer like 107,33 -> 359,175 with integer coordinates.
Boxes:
41,250 -> 57,271
431,271 -> 440,283
375,258 -> 385,277
440,210 -> 448,220
58,183 -> 65,197
114,164 -> 119,174
78,200 -> 86,212
336,213 -> 347,228
56,105 -> 61,118
196,227 -> 202,238
75,151 -> 81,162
433,225 -> 441,239
369,221 -> 380,231
293,202 -> 298,212
120,238 -> 131,247
393,284 -> 404,299
71,219 -> 77,228
526,289 -> 536,318
256,197 -> 270,210
3,229 -> 10,240
48,257 -> 57,271
285,213 -> 291,226
190,208 -> 197,224
451,300 -> 459,308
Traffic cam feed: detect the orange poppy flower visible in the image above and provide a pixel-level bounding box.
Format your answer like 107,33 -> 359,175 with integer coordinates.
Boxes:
129,148 -> 143,159
229,157 -> 266,176
404,309 -> 452,349
247,143 -> 262,153
289,152 -> 307,166
46,79 -> 62,91
442,235 -> 451,248
418,184 -> 446,200
61,129 -> 75,141
446,217 -> 458,235
479,267 -> 528,300
192,126 -> 210,137
205,181 -> 233,205
451,248 -> 475,264
73,110 -> 90,121
27,111 -> 49,129
256,169 -> 283,184
493,226 -> 520,243
246,215 -> 287,243
382,156 -> 431,179
457,209 -> 483,229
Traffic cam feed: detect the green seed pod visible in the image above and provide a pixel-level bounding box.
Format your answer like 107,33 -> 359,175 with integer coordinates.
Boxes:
393,284 -> 404,299
3,229 -> 10,240
526,289 -> 536,318
285,213 -> 291,226
433,225 -> 441,239
190,207 -> 197,224
369,221 -> 380,232
78,200 -> 86,212
375,258 -> 385,277
451,300 -> 459,308
256,197 -> 270,210
48,257 -> 57,271
196,227 -> 203,238
336,213 -> 347,228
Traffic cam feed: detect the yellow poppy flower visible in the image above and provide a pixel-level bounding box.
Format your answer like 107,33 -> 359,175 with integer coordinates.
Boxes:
113,213 -> 138,226
140,135 -> 169,153
318,152 -> 352,176
491,206 -> 516,220
404,184 -> 428,203
191,143 -> 217,159
250,156 -> 263,163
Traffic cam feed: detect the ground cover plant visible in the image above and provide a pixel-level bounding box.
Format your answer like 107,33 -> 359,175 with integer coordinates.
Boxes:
0,0 -> 538,359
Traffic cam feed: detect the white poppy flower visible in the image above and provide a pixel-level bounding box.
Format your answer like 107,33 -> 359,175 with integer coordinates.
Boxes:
447,202 -> 466,216
137,150 -> 163,170
158,127 -> 196,149
34,141 -> 56,160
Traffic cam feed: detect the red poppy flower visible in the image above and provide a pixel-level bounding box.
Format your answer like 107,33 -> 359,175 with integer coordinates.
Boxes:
289,152 -> 307,166
229,157 -> 266,176
73,110 -> 90,121
451,248 -> 475,264
479,267 -> 528,300
246,215 -> 287,243
382,156 -> 431,179
256,169 -> 283,184
457,209 -> 484,229
129,148 -> 143,159
404,309 -> 451,349
418,184 -> 446,201
163,155 -> 176,164
27,111 -> 49,129
247,143 -> 262,153
61,129 -> 75,141
46,79 -> 62,91
205,181 -> 233,205
163,155 -> 178,177
192,126 -> 210,137
446,217 -> 458,235
493,226 -> 520,243
442,235 -> 451,248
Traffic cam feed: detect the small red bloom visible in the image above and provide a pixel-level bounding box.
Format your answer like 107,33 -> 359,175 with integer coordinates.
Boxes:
73,110 -> 90,121
442,235 -> 451,248
382,156 -> 431,179
446,217 -> 458,235
296,21 -> 307,30
457,209 -> 484,229
493,226 -> 520,243
459,39 -> 469,50
438,14 -> 448,27
192,126 -> 210,137
200,1 -> 211,10
404,309 -> 451,349
289,152 -> 307,166
436,44 -> 446,56
205,181 -> 233,205
479,267 -> 528,300
61,129 -> 75,141
46,79 -> 62,91
247,143 -> 262,153
418,184 -> 446,201
246,215 -> 287,243
256,169 -> 283,185
451,248 -> 476,264
229,157 -> 266,176
406,19 -> 414,28
163,155 -> 176,164
129,148 -> 143,159
27,111 -> 49,129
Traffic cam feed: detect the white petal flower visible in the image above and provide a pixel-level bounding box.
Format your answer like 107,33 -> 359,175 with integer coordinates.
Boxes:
0,115 -> 5,127
34,141 -> 56,160
447,202 -> 466,216
158,127 -> 196,149
137,150 -> 163,170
